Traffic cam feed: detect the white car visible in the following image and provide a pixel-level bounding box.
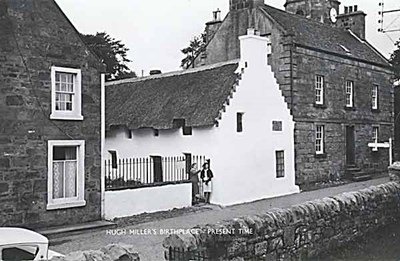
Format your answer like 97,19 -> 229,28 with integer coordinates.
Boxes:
0,227 -> 64,261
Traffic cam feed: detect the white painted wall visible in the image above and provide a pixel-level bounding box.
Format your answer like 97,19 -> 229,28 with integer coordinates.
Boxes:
105,29 -> 299,207
104,183 -> 192,219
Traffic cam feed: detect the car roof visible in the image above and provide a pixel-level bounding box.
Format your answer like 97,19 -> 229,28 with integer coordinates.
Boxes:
0,228 -> 48,246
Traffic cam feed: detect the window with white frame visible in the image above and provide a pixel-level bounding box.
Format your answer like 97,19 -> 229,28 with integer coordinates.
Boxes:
47,140 -> 86,210
372,85 -> 379,110
345,81 -> 354,107
50,66 -> 83,120
315,75 -> 324,105
315,125 -> 324,154
372,126 -> 379,144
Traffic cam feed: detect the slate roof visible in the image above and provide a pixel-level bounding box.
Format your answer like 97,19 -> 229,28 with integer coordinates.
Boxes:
106,61 -> 239,130
260,5 -> 390,66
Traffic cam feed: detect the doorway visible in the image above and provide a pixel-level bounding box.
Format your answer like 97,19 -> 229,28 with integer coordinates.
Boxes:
151,156 -> 163,183
346,126 -> 355,166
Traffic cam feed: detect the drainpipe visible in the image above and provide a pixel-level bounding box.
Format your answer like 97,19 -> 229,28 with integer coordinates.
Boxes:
101,73 -> 106,219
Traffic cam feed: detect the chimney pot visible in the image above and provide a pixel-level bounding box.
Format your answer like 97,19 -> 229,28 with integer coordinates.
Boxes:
247,28 -> 256,35
213,8 -> 221,21
349,6 -> 353,13
354,5 -> 358,12
344,6 -> 349,14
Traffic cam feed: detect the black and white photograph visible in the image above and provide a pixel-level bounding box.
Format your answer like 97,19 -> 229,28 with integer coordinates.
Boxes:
1,0 -> 400,260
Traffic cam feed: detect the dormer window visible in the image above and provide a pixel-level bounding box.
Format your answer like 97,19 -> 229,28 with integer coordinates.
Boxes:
50,66 -> 83,121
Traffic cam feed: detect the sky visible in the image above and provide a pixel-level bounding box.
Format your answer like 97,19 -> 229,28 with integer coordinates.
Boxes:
55,0 -> 400,76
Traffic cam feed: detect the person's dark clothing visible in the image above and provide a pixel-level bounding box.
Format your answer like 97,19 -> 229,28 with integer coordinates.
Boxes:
200,169 -> 213,184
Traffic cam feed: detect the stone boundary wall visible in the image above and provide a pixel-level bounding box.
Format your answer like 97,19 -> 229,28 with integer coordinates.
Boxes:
163,182 -> 400,260
51,244 -> 140,261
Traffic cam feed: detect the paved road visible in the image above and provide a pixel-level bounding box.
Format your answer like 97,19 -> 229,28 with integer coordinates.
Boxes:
52,177 -> 389,261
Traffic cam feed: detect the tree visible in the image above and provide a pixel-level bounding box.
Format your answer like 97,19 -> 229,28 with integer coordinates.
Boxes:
180,32 -> 207,69
390,38 -> 400,81
81,32 -> 136,80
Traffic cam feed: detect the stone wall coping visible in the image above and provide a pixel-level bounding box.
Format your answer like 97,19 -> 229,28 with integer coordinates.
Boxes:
163,181 -> 400,260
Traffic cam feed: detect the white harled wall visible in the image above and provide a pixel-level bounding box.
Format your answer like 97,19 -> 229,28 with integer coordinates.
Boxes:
104,29 -> 299,211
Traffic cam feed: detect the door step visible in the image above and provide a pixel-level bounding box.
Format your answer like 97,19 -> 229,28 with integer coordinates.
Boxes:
346,166 -> 372,182
352,174 -> 372,182
37,220 -> 116,240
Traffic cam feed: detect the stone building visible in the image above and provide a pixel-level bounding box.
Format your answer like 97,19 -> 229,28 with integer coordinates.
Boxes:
0,0 -> 104,228
193,0 -> 394,185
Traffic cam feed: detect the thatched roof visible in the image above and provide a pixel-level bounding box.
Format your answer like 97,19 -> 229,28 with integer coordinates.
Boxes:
106,61 -> 240,130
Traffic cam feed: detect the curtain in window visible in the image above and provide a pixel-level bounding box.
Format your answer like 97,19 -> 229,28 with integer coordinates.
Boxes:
53,147 -> 77,199
65,161 -> 77,197
53,162 -> 64,199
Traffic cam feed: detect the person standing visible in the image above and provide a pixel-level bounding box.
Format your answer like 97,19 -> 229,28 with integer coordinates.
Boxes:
189,163 -> 201,204
200,162 -> 213,204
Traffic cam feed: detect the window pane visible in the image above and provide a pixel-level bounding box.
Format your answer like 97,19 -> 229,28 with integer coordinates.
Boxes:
272,121 -> 282,131
53,161 -> 64,199
237,113 -> 243,132
275,151 -> 285,178
316,125 -> 324,153
372,86 -> 378,109
52,146 -> 78,199
65,161 -> 77,197
53,146 -> 77,160
60,82 -> 67,92
373,127 -> 379,143
315,76 -> 324,104
66,102 -> 73,111
66,73 -> 73,83
55,93 -> 73,111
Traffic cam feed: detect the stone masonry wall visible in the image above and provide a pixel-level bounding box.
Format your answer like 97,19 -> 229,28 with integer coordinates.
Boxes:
291,47 -> 393,185
163,182 -> 400,260
0,0 -> 103,228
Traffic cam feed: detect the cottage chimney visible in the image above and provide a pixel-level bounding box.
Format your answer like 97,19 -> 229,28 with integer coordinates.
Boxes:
238,28 -> 269,68
205,9 -> 223,44
336,5 -> 366,39
230,0 -> 264,11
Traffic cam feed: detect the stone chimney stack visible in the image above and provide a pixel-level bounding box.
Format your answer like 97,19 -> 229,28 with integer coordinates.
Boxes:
229,0 -> 264,11
336,5 -> 366,39
205,9 -> 223,44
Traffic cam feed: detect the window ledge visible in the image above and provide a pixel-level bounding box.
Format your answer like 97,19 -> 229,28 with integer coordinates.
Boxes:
314,103 -> 327,109
47,200 -> 86,210
50,113 -> 84,121
344,106 -> 356,111
315,153 -> 327,159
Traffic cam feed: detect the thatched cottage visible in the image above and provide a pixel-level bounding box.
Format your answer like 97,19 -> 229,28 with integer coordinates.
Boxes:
104,30 -> 299,216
